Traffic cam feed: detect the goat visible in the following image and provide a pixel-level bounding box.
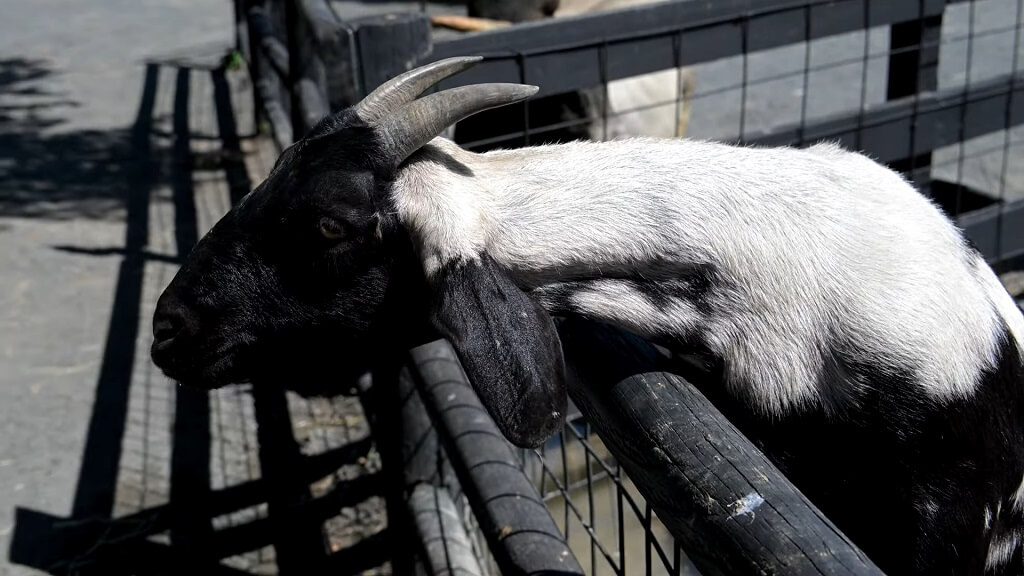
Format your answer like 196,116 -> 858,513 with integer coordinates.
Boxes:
151,58 -> 1024,575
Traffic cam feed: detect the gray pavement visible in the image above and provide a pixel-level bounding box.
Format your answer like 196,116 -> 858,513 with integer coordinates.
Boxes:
1,1 -> 232,574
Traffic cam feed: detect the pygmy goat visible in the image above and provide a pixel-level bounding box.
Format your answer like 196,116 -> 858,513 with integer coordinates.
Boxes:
150,57 -> 1024,575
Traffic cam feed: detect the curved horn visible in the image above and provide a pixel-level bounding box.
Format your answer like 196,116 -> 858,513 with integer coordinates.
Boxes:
354,56 -> 484,122
379,83 -> 539,164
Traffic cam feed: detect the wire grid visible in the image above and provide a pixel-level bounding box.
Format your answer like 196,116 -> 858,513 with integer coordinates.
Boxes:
414,1 -> 1024,574
445,0 -> 1024,252
429,401 -> 693,576
521,411 -> 695,576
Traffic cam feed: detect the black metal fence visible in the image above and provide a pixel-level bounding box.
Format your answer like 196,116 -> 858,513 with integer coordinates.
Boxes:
236,0 -> 1024,574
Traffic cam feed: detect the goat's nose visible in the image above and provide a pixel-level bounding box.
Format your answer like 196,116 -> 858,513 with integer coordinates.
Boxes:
152,309 -> 187,350
152,290 -> 191,348
153,311 -> 184,345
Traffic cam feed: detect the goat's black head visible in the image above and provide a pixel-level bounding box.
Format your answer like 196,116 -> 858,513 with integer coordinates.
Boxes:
151,57 -> 567,448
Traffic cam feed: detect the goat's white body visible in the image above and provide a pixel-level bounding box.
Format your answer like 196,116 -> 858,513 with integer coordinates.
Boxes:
396,136 -> 1024,416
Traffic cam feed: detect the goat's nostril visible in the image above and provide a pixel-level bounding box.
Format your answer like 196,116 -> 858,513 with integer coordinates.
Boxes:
153,313 -> 184,344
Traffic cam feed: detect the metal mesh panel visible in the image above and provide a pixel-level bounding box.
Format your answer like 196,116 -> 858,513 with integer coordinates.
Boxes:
520,414 -> 695,575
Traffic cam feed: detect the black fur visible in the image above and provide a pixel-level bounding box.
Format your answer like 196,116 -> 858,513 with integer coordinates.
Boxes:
683,327 -> 1024,576
625,263 -> 718,317
151,108 -> 415,388
533,262 -> 719,317
430,255 -> 567,448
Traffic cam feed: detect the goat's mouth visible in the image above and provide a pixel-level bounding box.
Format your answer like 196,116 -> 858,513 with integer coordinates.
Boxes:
151,338 -> 252,389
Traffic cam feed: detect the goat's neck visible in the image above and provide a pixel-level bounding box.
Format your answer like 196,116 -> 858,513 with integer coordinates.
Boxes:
394,136 -> 729,287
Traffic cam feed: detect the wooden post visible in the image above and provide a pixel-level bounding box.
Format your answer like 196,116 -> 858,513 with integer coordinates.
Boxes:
345,12 -> 433,99
241,0 -> 265,135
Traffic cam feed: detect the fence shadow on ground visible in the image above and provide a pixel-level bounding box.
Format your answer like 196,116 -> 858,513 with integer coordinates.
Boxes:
6,55 -> 388,576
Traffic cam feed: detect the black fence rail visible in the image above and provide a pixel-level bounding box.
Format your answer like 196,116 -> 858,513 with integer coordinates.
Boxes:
236,0 -> 1024,574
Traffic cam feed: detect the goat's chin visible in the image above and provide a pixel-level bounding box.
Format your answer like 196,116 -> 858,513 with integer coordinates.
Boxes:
153,343 -> 252,389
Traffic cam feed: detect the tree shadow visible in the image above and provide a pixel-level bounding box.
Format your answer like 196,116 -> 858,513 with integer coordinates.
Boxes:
0,57 -> 137,221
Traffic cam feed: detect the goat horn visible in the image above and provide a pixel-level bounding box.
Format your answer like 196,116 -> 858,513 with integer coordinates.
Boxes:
354,56 -> 483,122
379,83 -> 539,165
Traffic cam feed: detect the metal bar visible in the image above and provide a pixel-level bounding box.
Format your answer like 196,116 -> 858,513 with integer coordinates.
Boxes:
556,320 -> 885,576
407,340 -> 585,576
425,0 -> 947,98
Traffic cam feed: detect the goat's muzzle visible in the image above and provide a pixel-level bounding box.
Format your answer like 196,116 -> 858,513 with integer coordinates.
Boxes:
150,288 -> 217,386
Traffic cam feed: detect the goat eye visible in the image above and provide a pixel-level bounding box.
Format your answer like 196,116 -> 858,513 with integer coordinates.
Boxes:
318,217 -> 345,240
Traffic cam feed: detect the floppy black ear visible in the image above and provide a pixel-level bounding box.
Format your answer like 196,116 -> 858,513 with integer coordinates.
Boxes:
429,254 -> 567,448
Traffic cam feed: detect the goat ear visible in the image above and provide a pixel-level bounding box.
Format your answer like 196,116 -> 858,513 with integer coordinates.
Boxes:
429,255 -> 567,448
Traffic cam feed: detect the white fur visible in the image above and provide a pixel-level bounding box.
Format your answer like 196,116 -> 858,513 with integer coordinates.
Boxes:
395,136 -> 1023,415
987,531 -> 1022,572
1013,474 -> 1024,514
